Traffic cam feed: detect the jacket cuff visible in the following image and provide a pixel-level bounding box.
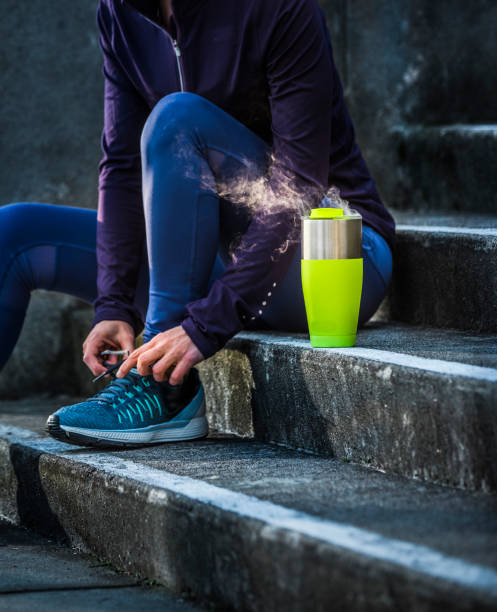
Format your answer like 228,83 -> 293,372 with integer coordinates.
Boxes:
181,316 -> 220,360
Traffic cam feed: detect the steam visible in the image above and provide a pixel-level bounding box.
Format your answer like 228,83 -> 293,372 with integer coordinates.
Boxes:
324,185 -> 353,215
173,137 -> 352,262
212,155 -> 314,262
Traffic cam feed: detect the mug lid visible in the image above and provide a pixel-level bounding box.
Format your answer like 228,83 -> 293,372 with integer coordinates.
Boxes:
309,207 -> 344,219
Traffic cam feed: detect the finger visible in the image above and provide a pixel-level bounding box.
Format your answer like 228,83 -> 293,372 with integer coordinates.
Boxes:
115,354 -> 136,378
124,337 -> 155,363
83,339 -> 110,376
83,352 -> 107,377
116,344 -> 158,378
168,357 -> 193,386
117,332 -> 165,376
150,351 -> 177,382
117,331 -> 135,355
135,346 -> 166,377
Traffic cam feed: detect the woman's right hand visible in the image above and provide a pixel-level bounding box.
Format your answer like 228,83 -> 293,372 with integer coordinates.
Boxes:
82,320 -> 135,376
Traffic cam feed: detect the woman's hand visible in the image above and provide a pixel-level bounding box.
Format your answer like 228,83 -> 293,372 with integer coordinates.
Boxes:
83,320 -> 135,376
116,325 -> 204,385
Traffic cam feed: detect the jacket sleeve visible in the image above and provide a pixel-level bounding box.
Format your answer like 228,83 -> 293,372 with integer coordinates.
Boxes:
92,1 -> 149,335
181,0 -> 333,358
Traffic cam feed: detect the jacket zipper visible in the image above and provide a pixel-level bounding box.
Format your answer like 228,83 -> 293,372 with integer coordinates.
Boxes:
172,39 -> 185,92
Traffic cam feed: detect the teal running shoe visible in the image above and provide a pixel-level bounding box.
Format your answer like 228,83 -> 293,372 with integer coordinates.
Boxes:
46,367 -> 207,447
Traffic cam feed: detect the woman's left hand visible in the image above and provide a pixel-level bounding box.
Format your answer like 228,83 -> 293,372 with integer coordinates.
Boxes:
116,325 -> 204,385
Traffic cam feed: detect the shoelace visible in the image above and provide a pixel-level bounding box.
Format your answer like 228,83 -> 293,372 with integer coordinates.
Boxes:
93,369 -> 151,404
92,358 -> 127,383
94,376 -> 137,405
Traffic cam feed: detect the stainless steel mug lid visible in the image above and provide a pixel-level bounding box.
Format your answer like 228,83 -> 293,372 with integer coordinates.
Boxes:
301,208 -> 362,260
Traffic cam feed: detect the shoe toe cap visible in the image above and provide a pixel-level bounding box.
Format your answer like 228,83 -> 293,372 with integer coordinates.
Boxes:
52,401 -> 112,429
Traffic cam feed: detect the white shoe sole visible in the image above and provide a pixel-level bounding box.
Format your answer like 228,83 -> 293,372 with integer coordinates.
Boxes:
59,415 -> 208,445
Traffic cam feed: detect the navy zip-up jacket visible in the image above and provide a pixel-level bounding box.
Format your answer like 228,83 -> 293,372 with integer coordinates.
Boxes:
94,0 -> 395,358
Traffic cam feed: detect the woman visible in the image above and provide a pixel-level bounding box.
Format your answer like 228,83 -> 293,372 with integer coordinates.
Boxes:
0,0 -> 395,446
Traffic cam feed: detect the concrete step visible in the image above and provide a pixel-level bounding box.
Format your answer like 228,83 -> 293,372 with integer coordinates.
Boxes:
376,212 -> 497,332
0,521 -> 199,611
198,323 -> 497,492
388,125 -> 497,214
0,424 -> 496,611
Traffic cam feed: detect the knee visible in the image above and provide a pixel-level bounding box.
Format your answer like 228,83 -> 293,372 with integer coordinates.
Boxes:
140,92 -> 208,159
0,203 -> 39,247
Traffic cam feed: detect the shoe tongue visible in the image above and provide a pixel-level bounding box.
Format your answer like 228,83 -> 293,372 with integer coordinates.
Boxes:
120,368 -> 150,386
96,370 -> 141,403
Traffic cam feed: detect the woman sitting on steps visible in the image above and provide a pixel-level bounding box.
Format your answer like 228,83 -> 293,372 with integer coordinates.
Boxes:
0,0 -> 394,446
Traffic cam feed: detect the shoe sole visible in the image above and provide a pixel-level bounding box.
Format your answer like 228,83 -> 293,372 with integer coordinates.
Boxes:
46,413 -> 209,448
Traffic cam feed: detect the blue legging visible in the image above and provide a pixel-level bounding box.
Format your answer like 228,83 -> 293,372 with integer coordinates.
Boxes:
0,93 -> 392,371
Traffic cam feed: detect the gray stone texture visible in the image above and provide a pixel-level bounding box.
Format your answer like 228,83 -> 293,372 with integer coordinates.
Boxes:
376,227 -> 497,332
389,126 -> 497,213
0,291 -> 95,399
7,0 -> 494,215
0,588 -> 198,612
0,522 -> 200,611
0,0 -> 102,209
197,349 -> 255,437
319,0 -> 497,212
204,327 -> 497,492
0,429 -> 496,611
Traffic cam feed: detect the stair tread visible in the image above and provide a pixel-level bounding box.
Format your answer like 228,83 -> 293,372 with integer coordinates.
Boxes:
391,210 -> 497,230
236,322 -> 497,371
1,423 -> 497,589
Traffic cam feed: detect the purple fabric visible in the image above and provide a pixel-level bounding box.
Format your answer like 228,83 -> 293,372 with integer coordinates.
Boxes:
94,0 -> 396,355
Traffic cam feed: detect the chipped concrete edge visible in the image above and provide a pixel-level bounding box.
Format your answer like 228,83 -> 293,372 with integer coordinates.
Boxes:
0,424 -> 496,611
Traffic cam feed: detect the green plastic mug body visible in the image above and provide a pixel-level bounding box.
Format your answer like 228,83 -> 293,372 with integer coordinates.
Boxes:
301,258 -> 363,348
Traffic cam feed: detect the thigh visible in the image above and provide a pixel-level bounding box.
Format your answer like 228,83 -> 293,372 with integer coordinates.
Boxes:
0,203 -> 98,303
358,225 -> 393,324
0,202 -> 149,312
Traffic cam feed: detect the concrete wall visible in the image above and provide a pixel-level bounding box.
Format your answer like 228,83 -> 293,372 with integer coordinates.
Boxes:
0,0 -> 102,209
7,1 -> 495,215
320,0 -> 497,212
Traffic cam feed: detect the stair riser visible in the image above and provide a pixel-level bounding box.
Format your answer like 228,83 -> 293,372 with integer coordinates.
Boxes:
386,127 -> 497,214
200,341 -> 497,492
377,230 -> 497,332
1,439 -> 495,612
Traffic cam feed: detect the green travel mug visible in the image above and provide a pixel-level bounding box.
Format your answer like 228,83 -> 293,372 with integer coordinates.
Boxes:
301,208 -> 363,347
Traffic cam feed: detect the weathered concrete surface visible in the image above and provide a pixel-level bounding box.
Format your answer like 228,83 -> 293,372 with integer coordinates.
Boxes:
0,523 -> 135,592
388,126 -> 497,213
202,327 -> 497,492
0,396 -> 83,436
392,211 -> 497,229
377,225 -> 497,332
0,291 -> 95,399
319,0 -> 497,126
1,428 -> 497,611
0,0 -> 101,209
0,587 -> 198,612
4,0 -> 494,215
0,522 -> 200,611
319,0 -> 497,212
197,349 -> 255,437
